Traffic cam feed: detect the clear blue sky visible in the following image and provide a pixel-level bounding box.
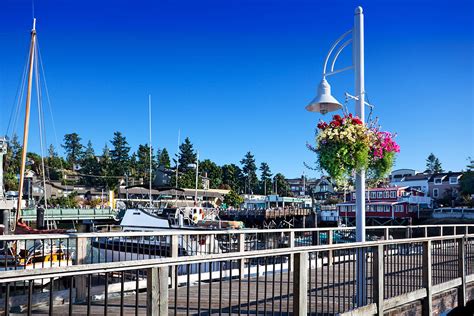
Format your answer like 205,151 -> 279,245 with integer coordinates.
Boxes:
1,0 -> 473,178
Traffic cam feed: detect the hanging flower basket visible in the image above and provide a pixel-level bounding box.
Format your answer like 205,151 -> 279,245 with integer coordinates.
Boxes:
313,114 -> 399,182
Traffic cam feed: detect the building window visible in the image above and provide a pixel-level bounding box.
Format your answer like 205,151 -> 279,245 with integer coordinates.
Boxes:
377,192 -> 383,199
390,191 -> 396,198
449,177 -> 458,185
370,191 -> 376,199
433,188 -> 439,198
384,191 -> 389,198
434,178 -> 442,185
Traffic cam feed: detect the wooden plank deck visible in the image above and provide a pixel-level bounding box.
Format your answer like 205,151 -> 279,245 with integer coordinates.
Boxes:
9,244 -> 462,315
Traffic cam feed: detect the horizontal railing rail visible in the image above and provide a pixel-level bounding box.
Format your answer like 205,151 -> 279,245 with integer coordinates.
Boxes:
1,223 -> 473,240
0,232 -> 472,315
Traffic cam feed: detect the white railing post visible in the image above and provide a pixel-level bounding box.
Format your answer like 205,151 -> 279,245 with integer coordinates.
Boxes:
373,244 -> 384,315
146,266 -> 168,316
458,236 -> 466,307
239,233 -> 246,278
422,240 -> 432,316
293,252 -> 308,315
289,231 -> 295,270
384,227 -> 390,240
424,226 -> 428,237
75,236 -> 88,302
328,230 -> 333,266
170,235 -> 179,289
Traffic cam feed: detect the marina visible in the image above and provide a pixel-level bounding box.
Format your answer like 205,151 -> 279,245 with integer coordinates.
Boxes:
0,1 -> 472,315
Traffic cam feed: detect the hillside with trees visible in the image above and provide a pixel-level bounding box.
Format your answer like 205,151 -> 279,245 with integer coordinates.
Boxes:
3,132 -> 293,196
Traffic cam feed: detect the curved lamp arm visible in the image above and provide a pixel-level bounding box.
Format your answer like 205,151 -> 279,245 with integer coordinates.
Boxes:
330,39 -> 352,72
322,29 -> 353,76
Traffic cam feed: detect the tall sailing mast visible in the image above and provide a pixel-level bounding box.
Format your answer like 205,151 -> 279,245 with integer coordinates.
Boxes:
148,94 -> 152,207
16,19 -> 37,222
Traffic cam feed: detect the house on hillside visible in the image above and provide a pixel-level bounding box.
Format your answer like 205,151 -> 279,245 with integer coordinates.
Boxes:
390,172 -> 431,195
428,172 -> 463,206
308,176 -> 338,202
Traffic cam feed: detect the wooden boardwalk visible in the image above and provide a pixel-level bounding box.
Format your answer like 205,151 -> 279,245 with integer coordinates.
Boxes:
30,261 -> 377,315
12,242 -> 463,315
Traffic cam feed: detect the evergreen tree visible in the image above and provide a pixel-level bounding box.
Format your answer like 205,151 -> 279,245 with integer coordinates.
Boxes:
129,152 -> 138,179
110,131 -> 130,177
177,169 -> 198,189
99,144 -> 115,188
259,162 -> 272,195
4,135 -> 22,190
80,140 -> 100,186
460,158 -> 474,197
62,133 -> 84,168
157,148 -> 171,168
273,173 -> 291,196
222,164 -> 243,193
48,144 -> 58,158
466,157 -> 474,171
240,151 -> 258,194
177,137 -> 197,172
84,141 -> 95,157
425,153 -> 443,173
45,144 -> 64,181
199,159 -> 222,189
136,144 -> 155,183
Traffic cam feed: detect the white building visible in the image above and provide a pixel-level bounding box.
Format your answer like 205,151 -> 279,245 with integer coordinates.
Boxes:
390,169 -> 431,195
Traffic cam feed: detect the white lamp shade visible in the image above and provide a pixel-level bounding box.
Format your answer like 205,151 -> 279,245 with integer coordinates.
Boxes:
305,78 -> 342,115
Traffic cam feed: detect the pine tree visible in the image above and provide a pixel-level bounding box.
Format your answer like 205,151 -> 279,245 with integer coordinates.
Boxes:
177,137 -> 197,172
84,141 -> 95,157
199,159 -> 222,189
4,135 -> 22,190
136,144 -> 155,183
157,148 -> 171,168
62,133 -> 84,168
466,157 -> 474,171
48,144 -> 58,158
240,151 -> 258,194
110,131 -> 130,177
99,144 -> 115,188
273,173 -> 291,196
222,164 -> 243,193
425,153 -> 443,173
259,162 -> 272,195
45,144 -> 64,181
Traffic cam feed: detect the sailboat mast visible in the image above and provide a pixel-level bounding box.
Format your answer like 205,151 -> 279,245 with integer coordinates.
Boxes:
16,19 -> 37,221
148,94 -> 152,207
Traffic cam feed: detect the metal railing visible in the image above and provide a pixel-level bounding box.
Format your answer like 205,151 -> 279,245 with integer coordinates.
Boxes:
0,225 -> 473,315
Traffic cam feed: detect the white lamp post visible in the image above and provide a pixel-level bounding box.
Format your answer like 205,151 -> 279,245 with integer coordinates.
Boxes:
306,6 -> 367,306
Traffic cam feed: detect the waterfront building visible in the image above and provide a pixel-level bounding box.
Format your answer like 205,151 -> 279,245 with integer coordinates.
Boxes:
390,169 -> 431,195
428,172 -> 464,206
337,186 -> 431,221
